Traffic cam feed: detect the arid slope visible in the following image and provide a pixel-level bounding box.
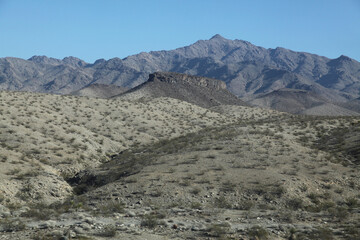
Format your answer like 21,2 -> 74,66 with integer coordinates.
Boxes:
0,90 -> 359,240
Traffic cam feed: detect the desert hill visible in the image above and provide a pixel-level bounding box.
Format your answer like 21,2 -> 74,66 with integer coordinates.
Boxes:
70,83 -> 128,98
0,90 -> 244,206
116,72 -> 248,108
0,90 -> 359,239
70,115 -> 360,239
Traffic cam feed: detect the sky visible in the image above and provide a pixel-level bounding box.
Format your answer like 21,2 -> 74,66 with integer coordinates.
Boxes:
0,0 -> 359,63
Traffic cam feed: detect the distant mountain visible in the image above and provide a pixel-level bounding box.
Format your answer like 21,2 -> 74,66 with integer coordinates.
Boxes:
1,35 -> 360,113
116,72 -> 248,108
338,97 -> 360,113
300,103 -> 359,116
70,83 -> 128,98
249,88 -> 359,116
0,56 -> 93,94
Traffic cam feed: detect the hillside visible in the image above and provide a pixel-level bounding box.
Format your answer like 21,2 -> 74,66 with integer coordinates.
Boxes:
300,103 -> 360,116
70,83 -> 128,98
339,97 -> 360,113
0,90 -> 241,206
249,88 -> 360,116
0,90 -> 359,239
249,88 -> 327,113
116,72 -> 248,108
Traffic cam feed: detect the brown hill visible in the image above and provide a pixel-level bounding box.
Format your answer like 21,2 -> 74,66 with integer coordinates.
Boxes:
116,72 -> 248,108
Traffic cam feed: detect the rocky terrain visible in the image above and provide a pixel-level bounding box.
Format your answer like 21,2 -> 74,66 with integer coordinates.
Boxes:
0,85 -> 359,239
1,35 -> 360,114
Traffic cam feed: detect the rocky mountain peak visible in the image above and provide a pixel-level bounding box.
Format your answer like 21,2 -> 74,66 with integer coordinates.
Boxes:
210,34 -> 226,41
28,55 -> 61,65
338,55 -> 353,61
62,56 -> 87,67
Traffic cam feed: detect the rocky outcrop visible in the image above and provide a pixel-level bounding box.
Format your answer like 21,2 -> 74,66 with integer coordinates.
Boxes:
148,72 -> 227,90
116,72 -> 248,108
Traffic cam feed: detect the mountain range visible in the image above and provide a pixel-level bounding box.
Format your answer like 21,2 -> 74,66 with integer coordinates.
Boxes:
1,34 -> 360,114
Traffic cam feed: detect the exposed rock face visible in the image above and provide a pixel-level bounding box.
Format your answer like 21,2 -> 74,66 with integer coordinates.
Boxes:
148,72 -> 227,91
116,72 -> 248,108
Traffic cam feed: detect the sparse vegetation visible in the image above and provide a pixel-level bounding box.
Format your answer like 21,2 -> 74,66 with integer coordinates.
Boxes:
0,91 -> 358,239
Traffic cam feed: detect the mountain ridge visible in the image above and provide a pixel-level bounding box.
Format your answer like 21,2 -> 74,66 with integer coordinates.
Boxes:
1,34 -> 360,114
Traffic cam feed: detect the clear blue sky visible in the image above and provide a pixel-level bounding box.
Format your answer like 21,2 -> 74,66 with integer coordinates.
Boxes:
1,0 -> 359,63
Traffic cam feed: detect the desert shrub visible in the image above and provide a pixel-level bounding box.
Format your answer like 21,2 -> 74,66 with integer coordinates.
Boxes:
0,193 -> 5,203
307,192 -> 320,204
190,187 -> 202,195
319,201 -> 335,210
150,189 -> 163,197
277,210 -> 294,223
307,227 -> 334,240
21,204 -> 55,220
287,197 -> 303,210
14,169 -> 40,179
327,206 -> 349,221
97,224 -> 117,237
0,218 -> 26,232
271,186 -> 286,197
345,197 -> 358,208
6,168 -> 21,175
247,225 -> 269,240
140,210 -> 166,229
213,195 -> 232,209
140,214 -> 159,229
344,225 -> 360,239
206,223 -> 230,238
190,201 -> 202,209
235,200 -> 254,210
98,200 -> 125,215
221,181 -> 236,193
51,197 -> 86,214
